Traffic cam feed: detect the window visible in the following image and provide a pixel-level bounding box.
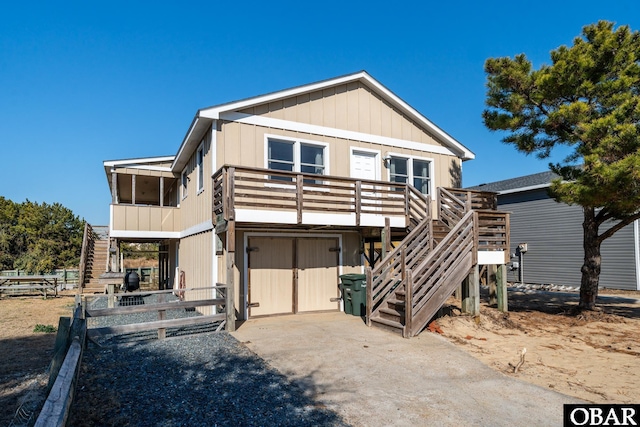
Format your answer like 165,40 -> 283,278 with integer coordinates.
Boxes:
388,155 -> 432,196
266,137 -> 327,183
268,140 -> 294,177
389,157 -> 408,185
181,169 -> 188,200
413,159 -> 431,195
196,144 -> 204,193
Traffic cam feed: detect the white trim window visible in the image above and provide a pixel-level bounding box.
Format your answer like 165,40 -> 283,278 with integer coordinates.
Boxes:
266,136 -> 328,183
196,143 -> 204,194
181,169 -> 188,200
388,155 -> 433,196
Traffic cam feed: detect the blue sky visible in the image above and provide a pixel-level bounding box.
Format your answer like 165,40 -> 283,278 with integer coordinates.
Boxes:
1,1 -> 639,225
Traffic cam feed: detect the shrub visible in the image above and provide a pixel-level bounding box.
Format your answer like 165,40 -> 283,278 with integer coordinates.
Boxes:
33,324 -> 57,333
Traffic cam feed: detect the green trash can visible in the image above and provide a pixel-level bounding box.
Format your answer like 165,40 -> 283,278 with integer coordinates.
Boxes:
340,281 -> 353,315
340,274 -> 366,316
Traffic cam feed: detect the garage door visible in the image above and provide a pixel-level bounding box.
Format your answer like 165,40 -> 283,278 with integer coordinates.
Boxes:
248,237 -> 339,317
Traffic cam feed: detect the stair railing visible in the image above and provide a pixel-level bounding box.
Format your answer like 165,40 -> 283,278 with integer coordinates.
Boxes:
77,223 -> 95,293
405,210 -> 477,336
366,213 -> 432,324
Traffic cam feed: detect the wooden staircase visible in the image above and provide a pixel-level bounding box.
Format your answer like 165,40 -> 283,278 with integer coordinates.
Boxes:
366,188 -> 509,337
79,224 -> 110,294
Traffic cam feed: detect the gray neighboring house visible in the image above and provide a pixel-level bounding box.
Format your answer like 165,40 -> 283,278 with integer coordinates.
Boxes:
468,171 -> 640,291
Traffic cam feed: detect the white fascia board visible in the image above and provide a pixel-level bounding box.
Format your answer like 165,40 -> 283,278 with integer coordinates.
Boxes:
497,183 -> 551,195
113,165 -> 173,173
358,75 -> 475,161
104,156 -> 175,168
181,221 -> 214,238
171,116 -> 215,172
198,71 -> 474,160
172,117 -> 199,171
477,251 -> 506,265
199,71 -> 370,120
109,221 -> 213,240
110,230 -> 182,239
222,112 -> 458,158
235,209 -> 298,224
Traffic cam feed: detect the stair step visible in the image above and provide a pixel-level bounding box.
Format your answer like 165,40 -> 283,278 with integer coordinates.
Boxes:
379,307 -> 404,322
370,316 -> 404,335
386,298 -> 405,312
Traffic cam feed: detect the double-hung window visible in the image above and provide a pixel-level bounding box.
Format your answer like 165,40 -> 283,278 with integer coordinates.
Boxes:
267,137 -> 327,184
181,169 -> 188,200
196,144 -> 204,193
388,155 -> 432,196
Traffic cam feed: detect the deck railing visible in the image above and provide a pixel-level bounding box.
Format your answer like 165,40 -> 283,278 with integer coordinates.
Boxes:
213,165 -> 430,228
437,187 -> 498,228
366,187 -> 510,337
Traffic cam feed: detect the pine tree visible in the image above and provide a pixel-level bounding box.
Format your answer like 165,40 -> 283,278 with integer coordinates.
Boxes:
483,21 -> 640,310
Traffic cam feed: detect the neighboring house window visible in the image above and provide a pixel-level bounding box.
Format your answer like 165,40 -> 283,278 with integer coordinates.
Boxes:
389,156 -> 432,196
267,137 -> 327,183
181,169 -> 188,199
196,144 -> 204,193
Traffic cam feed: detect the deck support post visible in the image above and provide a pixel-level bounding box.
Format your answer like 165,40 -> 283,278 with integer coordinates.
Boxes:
365,267 -> 372,326
461,264 -> 480,316
381,218 -> 391,260
107,284 -> 116,309
225,249 -> 236,332
157,292 -> 166,339
487,264 -> 497,306
403,269 -> 413,338
496,264 -> 508,313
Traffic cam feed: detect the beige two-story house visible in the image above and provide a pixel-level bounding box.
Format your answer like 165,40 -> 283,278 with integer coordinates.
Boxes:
103,71 -> 509,336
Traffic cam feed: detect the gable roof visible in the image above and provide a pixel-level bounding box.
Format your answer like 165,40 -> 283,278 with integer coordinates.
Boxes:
467,171 -> 559,194
171,71 -> 474,171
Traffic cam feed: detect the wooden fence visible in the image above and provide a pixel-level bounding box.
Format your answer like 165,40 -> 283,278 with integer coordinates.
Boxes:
0,269 -> 80,286
83,286 -> 230,341
34,306 -> 86,427
34,284 -> 233,426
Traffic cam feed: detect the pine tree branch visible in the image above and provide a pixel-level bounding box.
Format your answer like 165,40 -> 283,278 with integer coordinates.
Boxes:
598,212 -> 640,244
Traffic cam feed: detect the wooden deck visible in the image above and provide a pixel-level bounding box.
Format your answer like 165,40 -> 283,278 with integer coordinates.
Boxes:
213,165 -> 430,229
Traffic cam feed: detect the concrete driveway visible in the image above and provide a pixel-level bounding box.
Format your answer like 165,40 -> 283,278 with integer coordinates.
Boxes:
231,312 -> 583,426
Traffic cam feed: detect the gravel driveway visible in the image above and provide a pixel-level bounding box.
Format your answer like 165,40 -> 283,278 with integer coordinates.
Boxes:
69,295 -> 348,426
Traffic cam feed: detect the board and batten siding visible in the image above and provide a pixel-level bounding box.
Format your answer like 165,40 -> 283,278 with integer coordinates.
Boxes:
179,129 -> 213,230
500,189 -> 638,291
215,122 -> 461,192
178,230 -> 215,315
239,82 -> 446,147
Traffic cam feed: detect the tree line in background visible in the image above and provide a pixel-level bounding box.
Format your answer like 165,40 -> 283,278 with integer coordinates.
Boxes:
0,196 -> 84,273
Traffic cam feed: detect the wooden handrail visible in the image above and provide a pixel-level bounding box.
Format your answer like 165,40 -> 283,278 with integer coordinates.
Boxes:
407,210 -> 476,336
77,223 -> 94,295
